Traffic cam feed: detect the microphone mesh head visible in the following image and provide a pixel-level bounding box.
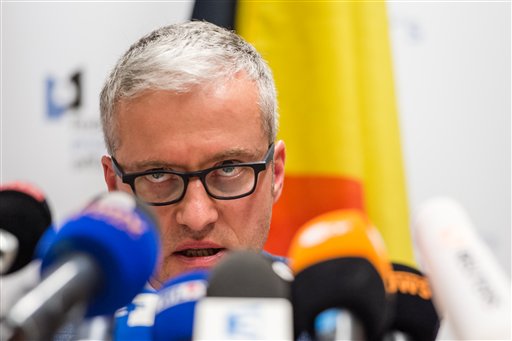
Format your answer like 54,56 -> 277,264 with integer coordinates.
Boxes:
292,257 -> 389,340
207,250 -> 291,299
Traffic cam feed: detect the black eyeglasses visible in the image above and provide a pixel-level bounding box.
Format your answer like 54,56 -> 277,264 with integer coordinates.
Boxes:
111,144 -> 274,206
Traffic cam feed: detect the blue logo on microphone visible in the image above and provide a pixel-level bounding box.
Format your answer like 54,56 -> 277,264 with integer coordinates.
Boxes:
226,304 -> 262,339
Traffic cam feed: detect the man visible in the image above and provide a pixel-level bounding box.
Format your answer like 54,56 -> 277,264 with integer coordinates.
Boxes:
99,20 -> 286,288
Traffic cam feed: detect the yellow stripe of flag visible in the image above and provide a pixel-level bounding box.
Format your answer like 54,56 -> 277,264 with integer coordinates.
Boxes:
237,0 -> 414,266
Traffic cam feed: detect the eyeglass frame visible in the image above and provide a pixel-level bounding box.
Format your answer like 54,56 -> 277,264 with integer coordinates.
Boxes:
110,143 -> 275,206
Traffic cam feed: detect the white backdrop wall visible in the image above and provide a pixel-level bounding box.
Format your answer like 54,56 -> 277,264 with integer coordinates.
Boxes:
2,1 -> 194,221
388,1 -> 510,276
2,1 -> 509,274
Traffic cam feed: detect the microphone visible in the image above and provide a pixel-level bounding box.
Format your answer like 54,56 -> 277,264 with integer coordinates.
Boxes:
287,209 -> 393,341
0,230 -> 18,275
0,182 -> 54,340
4,191 -> 161,341
153,270 -> 209,341
72,315 -> 113,341
193,250 -> 294,340
0,182 -> 52,275
113,288 -> 159,341
383,263 -> 440,341
413,197 -> 511,340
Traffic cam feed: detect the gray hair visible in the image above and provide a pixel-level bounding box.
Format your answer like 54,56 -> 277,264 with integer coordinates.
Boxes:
100,20 -> 278,155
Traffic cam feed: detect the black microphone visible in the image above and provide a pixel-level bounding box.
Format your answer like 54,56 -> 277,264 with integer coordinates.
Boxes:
287,209 -> 394,341
207,251 -> 291,299
0,182 -> 52,275
4,191 -> 160,341
193,250 -> 294,340
383,263 -> 440,341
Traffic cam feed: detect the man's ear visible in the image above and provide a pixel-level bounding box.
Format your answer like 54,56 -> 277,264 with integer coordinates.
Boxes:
101,155 -> 118,191
272,140 -> 286,203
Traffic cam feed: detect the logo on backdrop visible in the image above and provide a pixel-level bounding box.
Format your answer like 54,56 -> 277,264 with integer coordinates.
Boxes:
46,71 -> 82,119
44,69 -> 105,170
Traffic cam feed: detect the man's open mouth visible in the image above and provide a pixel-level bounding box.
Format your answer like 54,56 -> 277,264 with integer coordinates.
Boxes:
175,248 -> 225,258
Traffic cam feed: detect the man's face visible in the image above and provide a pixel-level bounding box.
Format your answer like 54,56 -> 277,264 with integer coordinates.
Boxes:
101,73 -> 285,288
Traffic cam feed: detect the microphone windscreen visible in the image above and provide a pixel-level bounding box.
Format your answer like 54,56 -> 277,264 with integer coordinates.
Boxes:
386,263 -> 440,341
153,270 -> 209,341
207,250 -> 291,299
293,257 -> 388,340
413,197 -> 511,339
288,209 -> 393,340
194,251 -> 293,340
0,181 -> 52,274
288,209 -> 391,282
41,191 -> 160,316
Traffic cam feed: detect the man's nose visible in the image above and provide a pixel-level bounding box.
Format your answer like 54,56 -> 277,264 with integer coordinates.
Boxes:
175,178 -> 219,231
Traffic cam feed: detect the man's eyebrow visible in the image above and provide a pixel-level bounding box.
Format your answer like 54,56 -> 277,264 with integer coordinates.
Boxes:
208,147 -> 261,162
126,160 -> 174,171
124,147 -> 261,171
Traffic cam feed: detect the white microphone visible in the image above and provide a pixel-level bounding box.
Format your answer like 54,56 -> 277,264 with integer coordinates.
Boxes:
412,197 -> 511,340
193,251 -> 294,340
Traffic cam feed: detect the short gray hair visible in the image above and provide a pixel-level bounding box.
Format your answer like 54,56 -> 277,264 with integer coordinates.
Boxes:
100,20 -> 278,155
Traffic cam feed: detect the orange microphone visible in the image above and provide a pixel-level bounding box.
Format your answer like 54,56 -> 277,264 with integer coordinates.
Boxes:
288,209 -> 393,341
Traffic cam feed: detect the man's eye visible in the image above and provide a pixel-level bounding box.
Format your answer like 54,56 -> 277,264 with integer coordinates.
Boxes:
215,161 -> 243,177
220,166 -> 236,175
144,172 -> 171,183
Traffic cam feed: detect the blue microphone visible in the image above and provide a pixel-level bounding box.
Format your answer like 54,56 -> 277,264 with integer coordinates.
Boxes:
153,270 -> 209,341
5,191 -> 160,341
34,225 -> 57,260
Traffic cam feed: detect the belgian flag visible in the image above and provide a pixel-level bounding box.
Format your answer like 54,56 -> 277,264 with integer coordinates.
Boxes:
192,0 -> 415,266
